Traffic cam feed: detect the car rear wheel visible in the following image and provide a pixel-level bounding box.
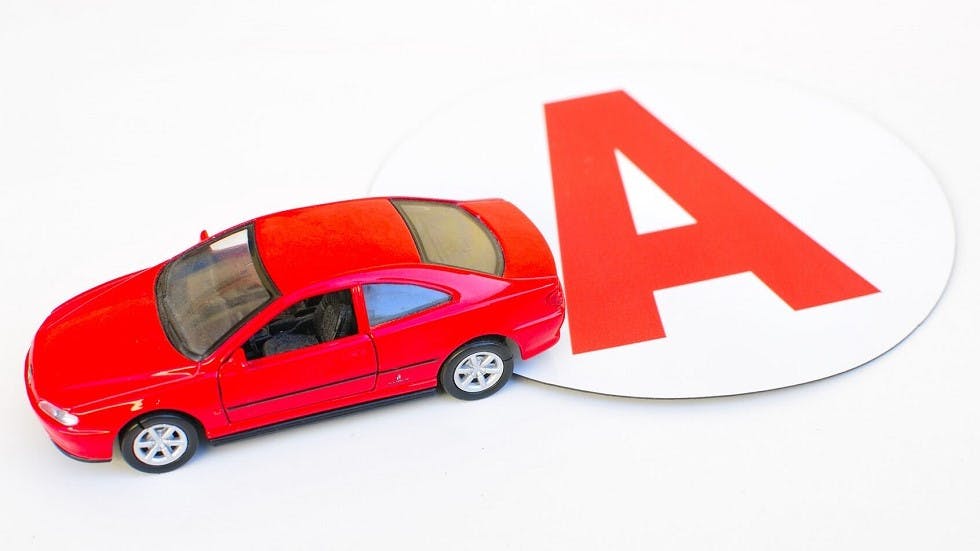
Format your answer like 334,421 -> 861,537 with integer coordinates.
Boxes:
120,413 -> 199,473
439,340 -> 514,400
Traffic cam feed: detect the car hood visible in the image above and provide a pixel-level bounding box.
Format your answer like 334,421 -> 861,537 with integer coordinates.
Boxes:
31,265 -> 196,410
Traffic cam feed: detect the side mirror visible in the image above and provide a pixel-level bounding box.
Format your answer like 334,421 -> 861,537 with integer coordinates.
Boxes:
199,229 -> 210,241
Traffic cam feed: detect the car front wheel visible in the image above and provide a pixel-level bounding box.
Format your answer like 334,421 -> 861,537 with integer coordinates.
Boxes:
120,413 -> 199,473
439,340 -> 514,401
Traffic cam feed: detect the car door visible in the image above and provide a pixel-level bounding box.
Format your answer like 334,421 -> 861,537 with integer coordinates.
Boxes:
219,288 -> 377,423
362,282 -> 462,391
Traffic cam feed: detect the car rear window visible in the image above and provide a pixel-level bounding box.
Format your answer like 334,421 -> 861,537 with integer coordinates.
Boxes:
392,200 -> 503,276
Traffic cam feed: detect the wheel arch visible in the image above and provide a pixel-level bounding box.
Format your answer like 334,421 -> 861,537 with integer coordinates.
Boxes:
454,334 -> 520,361
117,408 -> 208,445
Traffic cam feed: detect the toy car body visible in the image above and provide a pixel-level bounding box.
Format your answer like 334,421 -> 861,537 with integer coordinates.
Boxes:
25,197 -> 564,472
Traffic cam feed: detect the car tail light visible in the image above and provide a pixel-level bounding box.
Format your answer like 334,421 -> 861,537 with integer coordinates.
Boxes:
547,287 -> 564,308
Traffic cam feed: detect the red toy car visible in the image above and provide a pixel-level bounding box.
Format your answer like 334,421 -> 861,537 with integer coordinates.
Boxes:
25,197 -> 564,472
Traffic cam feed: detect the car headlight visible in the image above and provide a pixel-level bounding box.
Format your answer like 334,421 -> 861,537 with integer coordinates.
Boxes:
38,400 -> 79,427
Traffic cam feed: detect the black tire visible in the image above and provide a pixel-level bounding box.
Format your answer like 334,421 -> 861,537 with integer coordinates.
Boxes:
120,413 -> 200,473
439,339 -> 514,401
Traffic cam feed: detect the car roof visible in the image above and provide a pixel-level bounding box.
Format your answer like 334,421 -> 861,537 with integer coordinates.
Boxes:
253,198 -> 422,294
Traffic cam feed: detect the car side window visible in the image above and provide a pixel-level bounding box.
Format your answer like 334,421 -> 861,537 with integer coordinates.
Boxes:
243,289 -> 357,360
362,283 -> 451,327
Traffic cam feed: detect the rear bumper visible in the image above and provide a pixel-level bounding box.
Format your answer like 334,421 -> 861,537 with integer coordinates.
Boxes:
513,309 -> 564,359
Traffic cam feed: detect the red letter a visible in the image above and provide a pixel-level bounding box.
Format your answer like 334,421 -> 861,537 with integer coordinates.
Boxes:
545,91 -> 879,354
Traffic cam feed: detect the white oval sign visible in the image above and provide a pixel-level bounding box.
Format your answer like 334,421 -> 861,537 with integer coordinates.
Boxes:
371,68 -> 954,398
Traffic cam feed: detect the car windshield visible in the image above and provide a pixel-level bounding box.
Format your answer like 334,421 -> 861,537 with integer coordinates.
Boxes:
157,226 -> 276,358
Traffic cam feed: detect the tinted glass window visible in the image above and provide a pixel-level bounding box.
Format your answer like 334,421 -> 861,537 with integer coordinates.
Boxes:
363,283 -> 451,326
392,200 -> 503,275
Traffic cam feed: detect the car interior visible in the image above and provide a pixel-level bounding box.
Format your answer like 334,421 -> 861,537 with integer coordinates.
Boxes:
243,289 -> 357,360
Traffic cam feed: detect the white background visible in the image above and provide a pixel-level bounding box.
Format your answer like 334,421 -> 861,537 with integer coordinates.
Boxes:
0,1 -> 977,549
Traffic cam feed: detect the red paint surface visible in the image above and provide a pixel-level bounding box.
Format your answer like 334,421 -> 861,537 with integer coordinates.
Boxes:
31,266 -> 196,408
545,90 -> 878,354
461,199 -> 557,278
254,198 -> 421,293
26,198 -> 563,461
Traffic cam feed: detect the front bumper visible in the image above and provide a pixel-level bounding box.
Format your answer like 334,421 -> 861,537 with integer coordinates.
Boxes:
34,415 -> 115,462
25,351 -> 115,463
51,439 -> 111,463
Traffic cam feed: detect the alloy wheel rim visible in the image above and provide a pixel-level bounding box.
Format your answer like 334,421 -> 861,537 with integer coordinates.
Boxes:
453,351 -> 504,393
133,423 -> 189,466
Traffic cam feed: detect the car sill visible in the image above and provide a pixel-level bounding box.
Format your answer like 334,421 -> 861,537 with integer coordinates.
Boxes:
210,388 -> 437,446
